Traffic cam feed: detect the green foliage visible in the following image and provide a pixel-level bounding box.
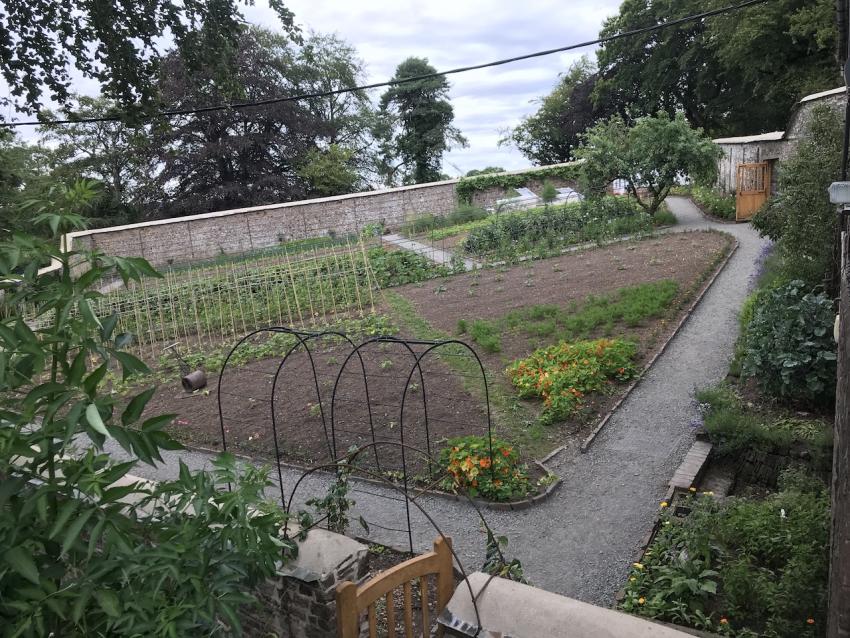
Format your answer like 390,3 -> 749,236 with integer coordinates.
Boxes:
481,530 -> 528,584
438,435 -> 529,501
299,144 -> 362,197
621,472 -> 829,637
455,164 -> 581,204
540,181 -> 558,205
403,204 -> 488,236
596,0 -> 837,137
368,247 -> 461,286
652,204 -> 677,227
751,106 -> 842,294
0,0 -> 297,116
696,384 -> 832,461
505,280 -> 680,341
507,339 -> 637,424
690,186 -> 735,221
377,57 -> 467,185
502,56 -> 613,165
468,320 -> 501,353
306,462 -> 353,534
0,184 -> 298,636
740,281 -> 837,405
465,167 -> 505,177
578,112 -> 722,216
462,197 -> 650,259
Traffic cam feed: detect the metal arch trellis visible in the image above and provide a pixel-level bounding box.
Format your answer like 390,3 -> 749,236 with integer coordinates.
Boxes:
216,325 -> 498,553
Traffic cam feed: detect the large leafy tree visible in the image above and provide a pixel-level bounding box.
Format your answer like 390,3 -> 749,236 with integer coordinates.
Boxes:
295,33 -> 380,195
0,131 -> 56,235
38,96 -> 151,225
378,57 -> 467,185
149,27 -> 326,217
0,0 -> 297,117
577,112 -> 721,216
595,0 -> 839,136
502,57 -> 614,165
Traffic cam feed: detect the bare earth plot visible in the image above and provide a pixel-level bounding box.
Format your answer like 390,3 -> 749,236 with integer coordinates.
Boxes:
106,197 -> 767,607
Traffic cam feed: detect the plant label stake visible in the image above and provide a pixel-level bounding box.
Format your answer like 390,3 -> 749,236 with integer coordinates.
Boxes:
163,342 -> 207,392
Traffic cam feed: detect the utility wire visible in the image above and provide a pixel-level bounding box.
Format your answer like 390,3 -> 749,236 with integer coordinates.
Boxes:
1,0 -> 771,128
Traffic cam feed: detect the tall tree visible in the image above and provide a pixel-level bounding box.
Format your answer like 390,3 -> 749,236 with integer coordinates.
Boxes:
39,96 -> 150,224
295,33 -> 380,194
0,0 -> 297,117
0,131 -> 55,234
378,58 -> 466,185
149,27 -> 326,217
502,56 -> 613,165
595,0 -> 839,136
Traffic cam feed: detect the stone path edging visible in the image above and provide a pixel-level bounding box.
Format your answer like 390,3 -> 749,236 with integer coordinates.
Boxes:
578,236 -> 738,453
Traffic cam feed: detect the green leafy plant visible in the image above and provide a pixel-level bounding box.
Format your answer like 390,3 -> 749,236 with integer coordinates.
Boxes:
507,338 -> 637,423
462,196 -> 651,260
481,530 -> 528,584
468,319 -> 501,353
438,435 -> 529,501
306,462 -> 354,534
740,280 -> 836,405
690,185 -> 735,220
0,183 -> 300,637
621,471 -> 829,637
540,181 -> 558,207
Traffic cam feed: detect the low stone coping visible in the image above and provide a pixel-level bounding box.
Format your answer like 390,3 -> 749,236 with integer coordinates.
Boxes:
278,527 -> 367,584
438,572 -> 696,638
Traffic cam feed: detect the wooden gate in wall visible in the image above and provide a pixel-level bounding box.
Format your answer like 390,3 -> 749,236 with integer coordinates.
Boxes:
735,162 -> 771,222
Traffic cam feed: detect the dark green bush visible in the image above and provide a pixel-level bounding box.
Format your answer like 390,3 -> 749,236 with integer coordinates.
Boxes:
740,280 -> 837,405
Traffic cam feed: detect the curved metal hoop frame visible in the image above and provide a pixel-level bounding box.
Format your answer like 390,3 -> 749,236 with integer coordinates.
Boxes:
217,326 -> 496,552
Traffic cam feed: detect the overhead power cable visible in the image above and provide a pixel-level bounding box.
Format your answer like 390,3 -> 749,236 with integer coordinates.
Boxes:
0,0 -> 771,128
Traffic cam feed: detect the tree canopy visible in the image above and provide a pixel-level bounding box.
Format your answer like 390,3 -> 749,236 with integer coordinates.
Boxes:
577,112 -> 721,215
503,57 -> 613,165
378,57 -> 467,185
0,0 -> 297,117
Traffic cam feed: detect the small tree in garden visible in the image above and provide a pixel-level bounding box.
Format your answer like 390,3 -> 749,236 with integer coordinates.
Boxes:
0,182 -> 300,636
540,181 -> 558,208
577,112 -> 721,216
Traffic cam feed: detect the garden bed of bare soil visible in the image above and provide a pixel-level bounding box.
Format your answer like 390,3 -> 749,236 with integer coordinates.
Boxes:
388,231 -> 734,457
135,230 -> 731,493
140,333 -> 495,479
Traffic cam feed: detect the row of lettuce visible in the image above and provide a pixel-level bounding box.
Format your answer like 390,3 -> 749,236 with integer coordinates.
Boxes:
621,105 -> 840,637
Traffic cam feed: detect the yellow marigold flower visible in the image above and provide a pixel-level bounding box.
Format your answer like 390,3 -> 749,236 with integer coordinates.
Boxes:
638,597 -> 646,605
689,487 -> 697,492
629,577 -> 636,582
660,501 -> 669,508
632,562 -> 644,570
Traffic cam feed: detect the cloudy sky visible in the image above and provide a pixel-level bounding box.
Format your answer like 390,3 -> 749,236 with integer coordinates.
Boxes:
6,0 -> 625,175
244,0 -> 624,174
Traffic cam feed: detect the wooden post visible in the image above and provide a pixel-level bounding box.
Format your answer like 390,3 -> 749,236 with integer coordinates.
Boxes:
336,581 -> 359,638
831,213 -> 850,638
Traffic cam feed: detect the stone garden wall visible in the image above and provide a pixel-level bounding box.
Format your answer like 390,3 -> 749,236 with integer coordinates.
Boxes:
64,163 -> 578,270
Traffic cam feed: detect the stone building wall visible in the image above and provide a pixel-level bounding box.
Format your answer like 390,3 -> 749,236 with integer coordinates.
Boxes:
65,163 -> 578,269
714,87 -> 846,195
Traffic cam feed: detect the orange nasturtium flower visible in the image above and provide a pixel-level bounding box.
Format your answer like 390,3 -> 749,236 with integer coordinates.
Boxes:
479,457 -> 492,469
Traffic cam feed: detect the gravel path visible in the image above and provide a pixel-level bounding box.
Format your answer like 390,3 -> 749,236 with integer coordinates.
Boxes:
107,197 -> 766,606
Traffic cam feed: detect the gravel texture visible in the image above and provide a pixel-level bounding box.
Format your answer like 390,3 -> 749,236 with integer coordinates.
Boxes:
106,196 -> 766,607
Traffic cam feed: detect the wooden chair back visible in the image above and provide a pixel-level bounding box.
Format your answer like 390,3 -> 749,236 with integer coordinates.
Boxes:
336,536 -> 455,638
